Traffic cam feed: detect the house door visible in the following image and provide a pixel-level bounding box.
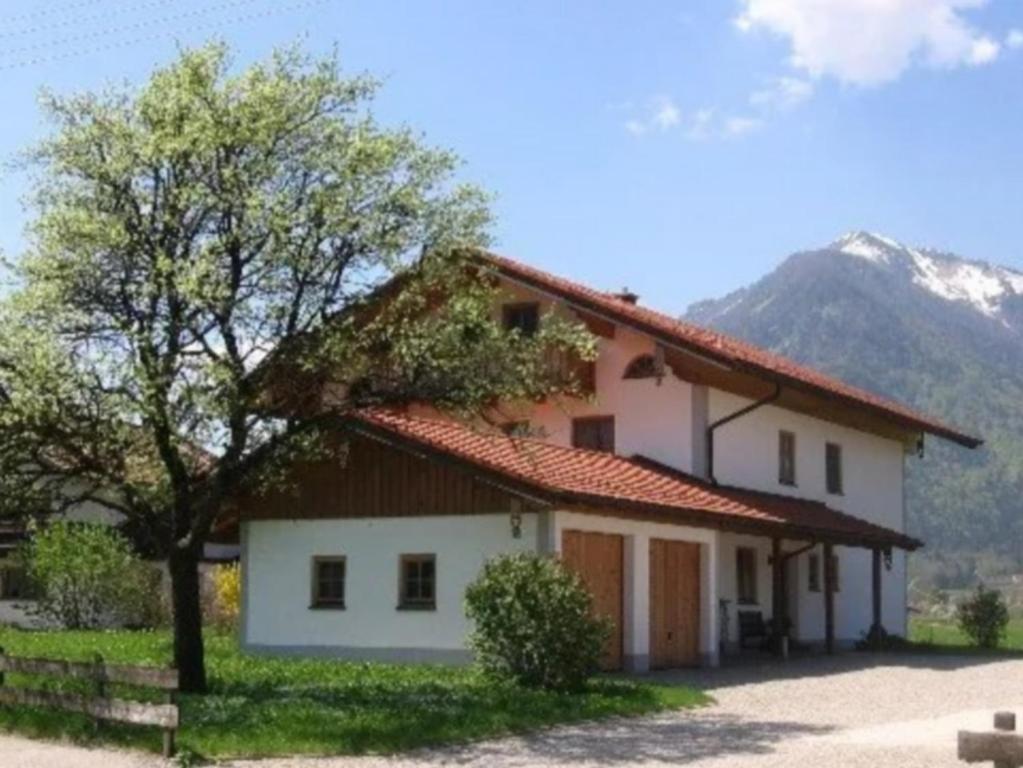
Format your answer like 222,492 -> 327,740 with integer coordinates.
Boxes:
649,538 -> 701,668
561,530 -> 624,670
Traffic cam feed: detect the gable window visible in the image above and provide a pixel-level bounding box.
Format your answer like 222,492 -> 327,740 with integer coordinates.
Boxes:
826,442 -> 843,495
399,554 -> 436,610
310,556 -> 346,609
736,547 -> 758,605
778,431 -> 796,486
571,416 -> 615,453
623,354 -> 658,379
807,553 -> 821,593
502,302 -> 539,337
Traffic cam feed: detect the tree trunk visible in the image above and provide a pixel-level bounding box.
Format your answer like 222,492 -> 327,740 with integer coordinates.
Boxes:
169,547 -> 207,693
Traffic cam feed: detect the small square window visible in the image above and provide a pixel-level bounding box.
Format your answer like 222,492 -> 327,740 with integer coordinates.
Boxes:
502,303 -> 540,337
311,556 -> 346,609
778,431 -> 796,486
826,442 -> 844,495
399,554 -> 436,610
572,416 -> 615,453
736,547 -> 758,605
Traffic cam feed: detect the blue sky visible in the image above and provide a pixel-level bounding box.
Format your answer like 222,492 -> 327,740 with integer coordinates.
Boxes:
0,0 -> 1021,312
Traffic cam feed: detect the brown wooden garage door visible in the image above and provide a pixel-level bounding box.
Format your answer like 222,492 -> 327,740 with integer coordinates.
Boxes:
649,538 -> 701,669
561,529 -> 624,670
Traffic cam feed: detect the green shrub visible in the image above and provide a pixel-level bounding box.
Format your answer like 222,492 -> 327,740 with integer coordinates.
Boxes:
956,584 -> 1009,649
22,521 -> 155,629
464,553 -> 610,691
209,562 -> 241,630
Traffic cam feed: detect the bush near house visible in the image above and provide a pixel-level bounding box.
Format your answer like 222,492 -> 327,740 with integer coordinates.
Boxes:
957,584 -> 1010,649
465,553 -> 611,691
21,521 -> 163,629
0,627 -> 706,758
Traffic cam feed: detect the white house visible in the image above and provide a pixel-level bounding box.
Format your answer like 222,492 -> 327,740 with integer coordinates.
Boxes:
238,253 -> 980,670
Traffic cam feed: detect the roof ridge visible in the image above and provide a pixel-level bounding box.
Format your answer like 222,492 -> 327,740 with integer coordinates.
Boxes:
476,250 -> 981,448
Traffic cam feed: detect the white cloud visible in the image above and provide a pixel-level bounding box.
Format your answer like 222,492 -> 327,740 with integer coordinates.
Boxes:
749,76 -> 815,109
969,36 -> 1001,64
624,99 -> 766,141
625,119 -> 647,137
736,0 -> 1001,86
653,99 -> 681,130
1007,29 -> 1023,49
624,96 -> 681,137
724,116 -> 765,137
686,107 -> 717,140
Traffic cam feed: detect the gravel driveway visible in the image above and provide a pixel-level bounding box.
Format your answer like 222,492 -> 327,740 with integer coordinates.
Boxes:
3,653 -> 1022,767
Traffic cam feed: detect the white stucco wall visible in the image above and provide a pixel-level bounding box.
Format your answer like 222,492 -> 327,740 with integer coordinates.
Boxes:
242,513 -> 538,659
709,390 -> 908,643
525,324 -> 695,472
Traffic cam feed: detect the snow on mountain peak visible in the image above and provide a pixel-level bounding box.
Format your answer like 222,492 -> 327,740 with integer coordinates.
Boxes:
829,231 -> 1023,319
832,231 -> 906,264
911,250 -> 1023,318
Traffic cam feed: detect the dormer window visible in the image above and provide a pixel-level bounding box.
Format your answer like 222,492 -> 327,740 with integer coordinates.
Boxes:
502,302 -> 539,337
623,354 -> 658,379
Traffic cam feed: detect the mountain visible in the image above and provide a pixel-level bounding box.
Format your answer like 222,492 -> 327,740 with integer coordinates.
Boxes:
686,232 -> 1023,567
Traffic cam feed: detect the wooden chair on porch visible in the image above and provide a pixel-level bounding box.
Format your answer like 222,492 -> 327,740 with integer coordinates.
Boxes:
737,610 -> 770,650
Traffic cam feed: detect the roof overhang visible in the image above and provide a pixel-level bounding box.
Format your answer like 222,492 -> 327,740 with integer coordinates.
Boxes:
479,252 -> 981,450
344,411 -> 922,552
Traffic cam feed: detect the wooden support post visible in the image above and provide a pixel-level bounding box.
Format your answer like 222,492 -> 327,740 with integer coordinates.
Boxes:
871,547 -> 883,648
823,543 -> 835,654
0,646 -> 4,689
771,538 -> 786,655
162,673 -> 177,759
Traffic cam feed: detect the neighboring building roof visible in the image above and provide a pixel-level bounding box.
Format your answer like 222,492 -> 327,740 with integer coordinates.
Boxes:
478,252 -> 981,449
349,408 -> 922,551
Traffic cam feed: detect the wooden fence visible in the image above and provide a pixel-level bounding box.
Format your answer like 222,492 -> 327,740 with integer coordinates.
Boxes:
0,647 -> 179,757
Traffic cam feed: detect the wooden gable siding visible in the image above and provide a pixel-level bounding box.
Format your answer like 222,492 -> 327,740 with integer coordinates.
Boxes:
239,434 -> 519,521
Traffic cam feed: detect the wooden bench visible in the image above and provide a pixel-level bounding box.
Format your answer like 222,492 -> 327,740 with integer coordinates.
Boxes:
737,610 -> 769,650
0,647 -> 179,757
960,711 -> 1023,767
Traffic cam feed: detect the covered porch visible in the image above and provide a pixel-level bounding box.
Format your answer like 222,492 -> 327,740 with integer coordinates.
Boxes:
718,533 -> 909,662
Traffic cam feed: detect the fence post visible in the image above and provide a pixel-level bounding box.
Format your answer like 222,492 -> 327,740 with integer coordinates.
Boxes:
162,686 -> 176,758
0,645 -> 5,689
92,653 -> 106,734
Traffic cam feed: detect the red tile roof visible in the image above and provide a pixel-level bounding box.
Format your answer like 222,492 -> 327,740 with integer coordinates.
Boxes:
350,408 -> 922,551
478,252 -> 981,449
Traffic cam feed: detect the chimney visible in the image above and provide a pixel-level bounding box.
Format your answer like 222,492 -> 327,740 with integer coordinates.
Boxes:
613,287 -> 639,305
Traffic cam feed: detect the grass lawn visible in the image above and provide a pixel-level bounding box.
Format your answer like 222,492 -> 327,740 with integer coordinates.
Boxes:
908,616 -> 1023,652
0,627 -> 707,759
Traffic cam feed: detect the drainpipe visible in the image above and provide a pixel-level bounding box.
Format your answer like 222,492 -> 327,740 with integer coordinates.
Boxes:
706,381 -> 782,485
